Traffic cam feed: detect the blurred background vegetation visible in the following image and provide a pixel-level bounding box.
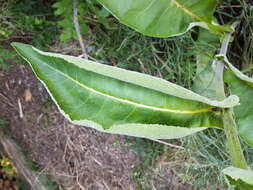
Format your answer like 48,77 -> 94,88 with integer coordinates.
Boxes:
0,0 -> 252,189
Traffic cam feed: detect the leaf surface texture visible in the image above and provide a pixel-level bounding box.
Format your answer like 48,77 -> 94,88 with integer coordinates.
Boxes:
224,57 -> 253,147
97,0 -> 218,37
223,167 -> 253,190
12,42 -> 239,139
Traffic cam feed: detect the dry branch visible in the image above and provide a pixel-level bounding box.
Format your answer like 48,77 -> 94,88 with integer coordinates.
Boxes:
73,0 -> 88,59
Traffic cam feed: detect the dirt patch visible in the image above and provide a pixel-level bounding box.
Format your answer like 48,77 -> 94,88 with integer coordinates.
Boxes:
0,61 -> 140,190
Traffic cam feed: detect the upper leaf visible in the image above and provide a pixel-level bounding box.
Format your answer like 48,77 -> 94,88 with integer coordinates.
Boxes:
12,42 -> 239,139
96,0 -> 223,37
223,56 -> 253,147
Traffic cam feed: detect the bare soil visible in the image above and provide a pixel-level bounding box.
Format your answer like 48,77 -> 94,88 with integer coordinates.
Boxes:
0,60 -> 141,190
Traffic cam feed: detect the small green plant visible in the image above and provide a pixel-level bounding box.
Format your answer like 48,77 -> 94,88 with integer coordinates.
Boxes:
0,47 -> 16,70
11,1 -> 253,189
0,156 -> 17,178
53,0 -> 110,42
0,0 -> 58,48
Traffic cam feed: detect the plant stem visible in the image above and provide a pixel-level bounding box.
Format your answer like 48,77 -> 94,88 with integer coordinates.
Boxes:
73,0 -> 88,59
215,21 -> 248,169
215,22 -> 238,101
222,109 -> 248,169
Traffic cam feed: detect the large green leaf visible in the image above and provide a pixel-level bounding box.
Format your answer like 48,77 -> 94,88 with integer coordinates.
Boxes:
12,42 -> 239,139
96,0 -> 227,37
193,29 -> 220,99
223,56 -> 253,147
223,167 -> 253,190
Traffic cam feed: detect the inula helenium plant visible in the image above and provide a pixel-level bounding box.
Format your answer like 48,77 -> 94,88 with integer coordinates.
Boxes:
11,1 -> 253,189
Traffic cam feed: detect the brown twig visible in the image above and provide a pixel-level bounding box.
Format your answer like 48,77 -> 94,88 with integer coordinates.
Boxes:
73,0 -> 88,59
17,98 -> 23,119
147,138 -> 185,150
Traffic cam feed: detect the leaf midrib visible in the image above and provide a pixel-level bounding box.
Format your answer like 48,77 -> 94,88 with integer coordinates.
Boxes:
171,0 -> 203,22
39,58 -> 213,114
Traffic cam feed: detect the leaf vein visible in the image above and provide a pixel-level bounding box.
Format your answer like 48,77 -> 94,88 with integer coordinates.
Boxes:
41,61 -> 213,114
